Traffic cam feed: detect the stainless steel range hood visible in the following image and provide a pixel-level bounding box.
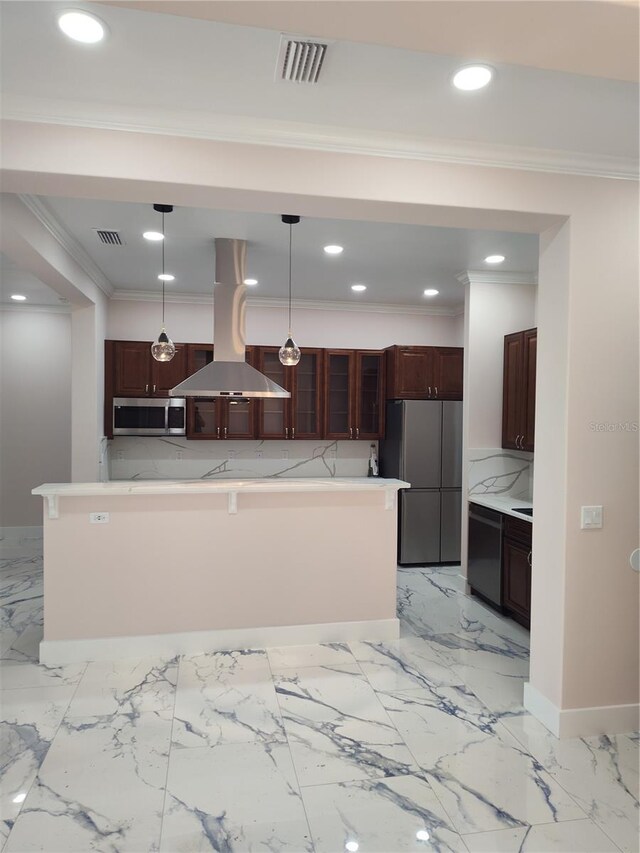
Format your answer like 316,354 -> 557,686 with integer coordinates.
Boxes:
170,238 -> 290,399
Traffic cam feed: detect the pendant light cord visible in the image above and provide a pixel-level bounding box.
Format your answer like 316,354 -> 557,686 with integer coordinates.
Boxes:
288,222 -> 292,335
161,211 -> 166,326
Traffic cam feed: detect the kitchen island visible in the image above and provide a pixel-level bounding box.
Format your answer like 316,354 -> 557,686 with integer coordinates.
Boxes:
33,478 -> 408,664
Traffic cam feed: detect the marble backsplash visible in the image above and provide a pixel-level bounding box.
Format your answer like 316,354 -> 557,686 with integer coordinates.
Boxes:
108,437 -> 373,481
468,448 -> 533,500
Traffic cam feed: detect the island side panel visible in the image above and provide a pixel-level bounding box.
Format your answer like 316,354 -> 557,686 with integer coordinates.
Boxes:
42,491 -> 398,642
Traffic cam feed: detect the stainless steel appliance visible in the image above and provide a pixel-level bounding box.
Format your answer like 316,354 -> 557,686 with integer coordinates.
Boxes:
113,397 -> 186,436
467,503 -> 504,608
380,400 -> 462,564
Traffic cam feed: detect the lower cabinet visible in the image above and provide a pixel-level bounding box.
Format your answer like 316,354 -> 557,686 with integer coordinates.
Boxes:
502,516 -> 532,628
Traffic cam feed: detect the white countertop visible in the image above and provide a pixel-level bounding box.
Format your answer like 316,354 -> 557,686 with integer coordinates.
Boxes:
468,493 -> 533,522
33,477 -> 410,499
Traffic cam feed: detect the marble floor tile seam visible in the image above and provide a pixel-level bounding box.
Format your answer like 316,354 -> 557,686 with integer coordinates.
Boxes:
2,659 -> 89,847
459,816 -> 625,852
263,648 -> 318,851
157,653 -> 185,853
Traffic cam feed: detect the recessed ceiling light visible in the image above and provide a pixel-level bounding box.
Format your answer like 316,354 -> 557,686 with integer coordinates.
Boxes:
158,274 -> 175,282
324,245 -> 343,255
244,278 -> 258,286
351,284 -> 367,292
10,294 -> 27,301
452,64 -> 493,91
484,254 -> 505,264
143,231 -> 164,242
57,10 -> 106,44
424,289 -> 439,297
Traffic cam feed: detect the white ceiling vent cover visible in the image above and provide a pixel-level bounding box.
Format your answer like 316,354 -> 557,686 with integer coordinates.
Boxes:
94,229 -> 124,246
277,35 -> 328,83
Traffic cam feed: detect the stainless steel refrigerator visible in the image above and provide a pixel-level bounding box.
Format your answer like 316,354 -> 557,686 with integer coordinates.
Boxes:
380,400 -> 462,565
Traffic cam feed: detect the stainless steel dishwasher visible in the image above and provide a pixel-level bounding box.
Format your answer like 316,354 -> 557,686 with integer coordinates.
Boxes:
467,503 -> 504,610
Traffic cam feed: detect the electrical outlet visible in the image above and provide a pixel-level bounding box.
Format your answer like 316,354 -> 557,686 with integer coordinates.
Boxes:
116,451 -> 124,461
255,450 -> 264,459
228,450 -> 237,460
281,449 -> 289,459
175,451 -> 183,461
90,512 -> 110,524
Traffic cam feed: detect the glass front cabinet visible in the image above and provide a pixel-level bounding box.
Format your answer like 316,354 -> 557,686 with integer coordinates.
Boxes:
256,347 -> 324,440
324,350 -> 385,440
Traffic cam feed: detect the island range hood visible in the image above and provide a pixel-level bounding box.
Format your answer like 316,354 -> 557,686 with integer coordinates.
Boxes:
170,238 -> 290,399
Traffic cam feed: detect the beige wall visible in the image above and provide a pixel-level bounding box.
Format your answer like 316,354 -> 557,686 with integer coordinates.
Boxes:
2,120 -> 638,724
0,309 -> 71,526
108,298 -> 463,349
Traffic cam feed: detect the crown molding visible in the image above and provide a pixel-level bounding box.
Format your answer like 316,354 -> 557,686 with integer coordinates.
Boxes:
3,98 -> 638,181
0,302 -> 72,315
110,289 -> 460,316
18,194 -> 114,298
456,270 -> 539,287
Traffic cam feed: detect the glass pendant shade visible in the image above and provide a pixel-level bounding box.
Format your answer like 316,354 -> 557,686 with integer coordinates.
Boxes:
151,328 -> 176,362
279,336 -> 301,366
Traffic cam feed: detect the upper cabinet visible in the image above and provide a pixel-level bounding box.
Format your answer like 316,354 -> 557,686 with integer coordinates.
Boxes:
502,328 -> 537,452
324,350 -> 385,440
256,347 -> 324,440
110,340 -> 188,397
385,346 -> 463,400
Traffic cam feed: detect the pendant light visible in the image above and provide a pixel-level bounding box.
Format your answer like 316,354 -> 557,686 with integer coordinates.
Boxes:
279,214 -> 301,366
150,204 -> 176,362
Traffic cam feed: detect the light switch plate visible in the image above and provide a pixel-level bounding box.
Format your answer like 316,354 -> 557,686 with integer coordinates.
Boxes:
581,505 -> 603,529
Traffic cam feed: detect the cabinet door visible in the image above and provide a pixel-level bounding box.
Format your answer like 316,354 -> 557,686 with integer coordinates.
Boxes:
256,348 -> 290,439
224,399 -> 256,440
355,351 -> 385,439
113,341 -> 151,396
433,347 -> 463,400
291,348 -> 323,439
187,343 -> 213,375
388,347 -> 433,399
522,329 -> 537,452
324,350 -> 355,440
151,344 -> 188,395
188,398 -> 223,439
502,539 -> 531,627
502,332 -> 524,450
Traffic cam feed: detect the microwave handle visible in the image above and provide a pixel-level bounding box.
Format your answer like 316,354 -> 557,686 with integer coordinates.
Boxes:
165,404 -> 169,433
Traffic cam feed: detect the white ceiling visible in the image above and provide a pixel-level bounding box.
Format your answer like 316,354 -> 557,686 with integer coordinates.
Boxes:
0,253 -> 67,307
0,1 -> 637,174
13,196 -> 538,311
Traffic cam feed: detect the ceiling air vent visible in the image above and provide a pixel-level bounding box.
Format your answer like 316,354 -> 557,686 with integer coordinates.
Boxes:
277,35 -> 328,84
94,229 -> 124,246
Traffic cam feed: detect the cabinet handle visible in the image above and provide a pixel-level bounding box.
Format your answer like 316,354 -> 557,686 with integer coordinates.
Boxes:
285,427 -> 289,438
292,427 -> 295,439
145,384 -> 149,393
153,384 -> 156,393
434,386 -> 438,398
356,427 -> 360,439
217,427 -> 220,438
527,550 -> 532,567
515,434 -> 520,448
428,386 -> 431,397
349,427 -> 353,439
224,427 -> 227,438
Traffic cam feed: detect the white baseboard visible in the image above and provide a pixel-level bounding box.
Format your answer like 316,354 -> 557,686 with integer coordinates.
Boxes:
524,682 -> 639,738
40,617 -> 400,665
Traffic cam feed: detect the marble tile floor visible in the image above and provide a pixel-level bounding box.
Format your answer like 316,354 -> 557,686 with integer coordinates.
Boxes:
1,549 -> 638,853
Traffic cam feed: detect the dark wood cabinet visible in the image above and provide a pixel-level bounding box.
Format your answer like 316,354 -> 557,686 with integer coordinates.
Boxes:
502,328 -> 537,451
385,346 -> 463,400
256,346 -> 323,440
502,515 -> 532,628
185,344 -> 256,440
324,350 -> 385,440
111,340 -> 188,397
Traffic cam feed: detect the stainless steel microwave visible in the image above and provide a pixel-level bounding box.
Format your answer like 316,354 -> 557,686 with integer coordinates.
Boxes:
113,397 -> 186,436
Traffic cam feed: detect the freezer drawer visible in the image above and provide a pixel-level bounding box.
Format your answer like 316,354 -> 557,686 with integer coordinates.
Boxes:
440,489 -> 461,563
399,489 -> 441,565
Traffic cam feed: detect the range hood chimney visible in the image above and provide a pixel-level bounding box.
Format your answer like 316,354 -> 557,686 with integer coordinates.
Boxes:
169,238 -> 290,398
